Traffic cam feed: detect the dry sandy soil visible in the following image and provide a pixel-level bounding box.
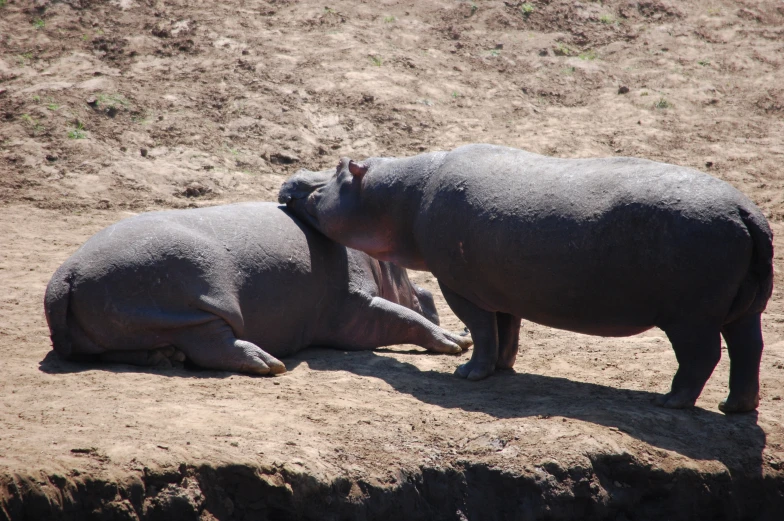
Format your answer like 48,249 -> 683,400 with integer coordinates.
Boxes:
1,0 -> 784,519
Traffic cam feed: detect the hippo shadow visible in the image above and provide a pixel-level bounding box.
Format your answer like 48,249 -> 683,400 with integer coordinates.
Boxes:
286,348 -> 765,476
38,349 -> 235,379
38,347 -> 766,477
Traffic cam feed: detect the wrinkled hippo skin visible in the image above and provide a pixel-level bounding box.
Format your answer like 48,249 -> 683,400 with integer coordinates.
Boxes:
279,144 -> 774,412
44,203 -> 471,375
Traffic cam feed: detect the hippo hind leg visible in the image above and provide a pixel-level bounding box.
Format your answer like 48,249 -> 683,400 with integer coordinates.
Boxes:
496,312 -> 522,370
173,319 -> 286,376
719,313 -> 763,413
657,322 -> 721,409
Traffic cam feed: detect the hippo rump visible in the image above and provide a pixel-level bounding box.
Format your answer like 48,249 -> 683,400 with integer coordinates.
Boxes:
279,144 -> 774,413
44,202 -> 471,375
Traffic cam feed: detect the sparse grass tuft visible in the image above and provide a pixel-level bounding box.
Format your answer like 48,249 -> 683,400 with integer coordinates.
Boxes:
488,49 -> 501,57
384,15 -> 395,23
451,91 -> 460,98
578,49 -> 598,61
131,111 -> 150,124
553,42 -> 573,56
0,0 -> 7,8
653,97 -> 671,109
67,121 -> 87,139
520,3 -> 534,17
96,93 -> 130,108
369,55 -> 383,66
562,66 -> 576,75
599,14 -> 616,24
697,59 -> 711,66
21,114 -> 44,134
32,19 -> 45,29
18,52 -> 33,66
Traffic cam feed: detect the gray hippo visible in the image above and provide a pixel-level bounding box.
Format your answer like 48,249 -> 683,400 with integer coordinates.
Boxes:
44,202 -> 472,374
279,144 -> 774,413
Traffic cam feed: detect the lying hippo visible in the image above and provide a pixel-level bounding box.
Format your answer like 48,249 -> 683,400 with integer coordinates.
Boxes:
44,203 -> 471,374
279,144 -> 774,413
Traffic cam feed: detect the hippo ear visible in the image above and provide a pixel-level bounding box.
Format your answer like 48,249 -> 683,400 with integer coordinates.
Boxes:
348,160 -> 368,178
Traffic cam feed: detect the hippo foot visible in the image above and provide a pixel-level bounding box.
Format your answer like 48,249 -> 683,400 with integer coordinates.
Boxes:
204,345 -> 286,376
495,360 -> 516,371
654,391 -> 697,409
449,331 -> 473,353
235,340 -> 287,376
455,359 -> 495,381
495,350 -> 518,370
423,328 -> 473,355
718,393 -> 759,414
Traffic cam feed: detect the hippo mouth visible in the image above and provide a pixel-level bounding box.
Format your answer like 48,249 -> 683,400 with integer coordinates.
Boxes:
278,170 -> 331,231
282,193 -> 321,230
277,188 -> 310,206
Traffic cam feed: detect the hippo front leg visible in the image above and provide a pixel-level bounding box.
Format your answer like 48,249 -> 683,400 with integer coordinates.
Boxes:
439,282 -> 499,381
343,297 -> 473,353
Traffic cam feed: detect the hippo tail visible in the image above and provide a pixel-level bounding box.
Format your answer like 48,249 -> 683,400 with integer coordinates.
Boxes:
725,207 -> 774,324
43,263 -> 75,358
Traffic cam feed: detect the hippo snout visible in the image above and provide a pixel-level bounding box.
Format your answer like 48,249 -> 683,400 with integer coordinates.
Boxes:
278,169 -> 332,205
277,181 -> 306,205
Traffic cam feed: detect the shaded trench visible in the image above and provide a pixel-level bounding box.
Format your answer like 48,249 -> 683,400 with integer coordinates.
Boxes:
2,454 -> 783,521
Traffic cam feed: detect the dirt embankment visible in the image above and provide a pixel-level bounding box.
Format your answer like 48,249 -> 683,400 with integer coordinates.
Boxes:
3,453 -> 783,521
2,0 -> 784,519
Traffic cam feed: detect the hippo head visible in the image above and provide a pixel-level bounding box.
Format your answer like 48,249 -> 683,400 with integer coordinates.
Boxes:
279,157 -> 420,268
280,162 -> 438,320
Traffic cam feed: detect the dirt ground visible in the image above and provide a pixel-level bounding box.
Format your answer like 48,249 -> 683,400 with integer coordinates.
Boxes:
1,0 -> 784,519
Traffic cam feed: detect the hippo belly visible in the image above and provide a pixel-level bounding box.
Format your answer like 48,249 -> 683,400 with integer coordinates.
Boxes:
418,147 -> 754,334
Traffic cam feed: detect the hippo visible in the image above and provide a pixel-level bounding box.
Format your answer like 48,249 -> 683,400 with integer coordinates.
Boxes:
279,144 -> 774,413
44,202 -> 472,374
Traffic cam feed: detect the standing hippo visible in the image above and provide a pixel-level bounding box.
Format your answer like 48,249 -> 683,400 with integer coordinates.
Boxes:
279,144 -> 774,413
44,203 -> 471,374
